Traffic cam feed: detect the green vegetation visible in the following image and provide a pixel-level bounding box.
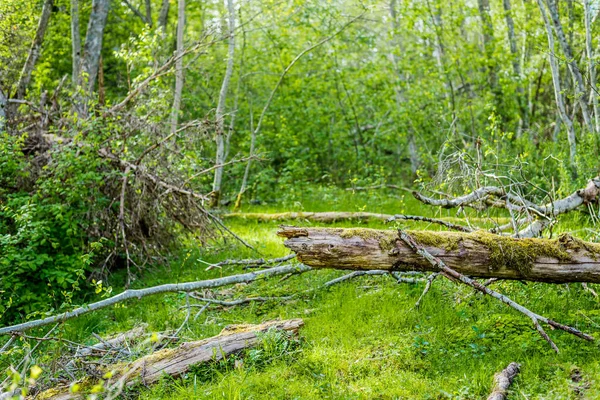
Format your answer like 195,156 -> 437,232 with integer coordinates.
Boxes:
1,0 -> 600,397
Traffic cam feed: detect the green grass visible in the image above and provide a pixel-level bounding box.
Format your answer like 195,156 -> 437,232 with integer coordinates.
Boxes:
3,187 -> 600,399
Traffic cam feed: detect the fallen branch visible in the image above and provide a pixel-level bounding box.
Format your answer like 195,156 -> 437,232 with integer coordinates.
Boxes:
487,362 -> 521,400
279,226 -> 600,283
0,264 -> 311,335
36,319 -> 303,399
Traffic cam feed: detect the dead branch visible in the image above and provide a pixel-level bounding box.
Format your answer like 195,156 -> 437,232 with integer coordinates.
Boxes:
0,264 -> 311,336
487,362 -> 521,400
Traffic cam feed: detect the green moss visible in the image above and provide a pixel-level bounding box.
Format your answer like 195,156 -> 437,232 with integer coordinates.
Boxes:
337,228 -> 398,251
468,231 -> 572,274
407,230 -> 463,251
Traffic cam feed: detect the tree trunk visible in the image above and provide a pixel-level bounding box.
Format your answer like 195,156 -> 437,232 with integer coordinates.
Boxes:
145,0 -> 152,26
211,0 -> 236,207
15,0 -> 54,100
158,0 -> 170,30
584,0 -> 600,134
169,0 -> 185,136
71,0 -> 81,87
545,0 -> 594,134
477,0 -> 498,93
279,227 -> 600,284
536,0 -> 578,173
503,0 -> 528,131
0,89 -> 6,133
81,0 -> 110,95
36,319 -> 303,399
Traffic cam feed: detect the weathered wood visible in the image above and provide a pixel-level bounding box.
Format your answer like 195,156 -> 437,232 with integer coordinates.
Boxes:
36,319 -> 303,399
487,362 -> 521,400
225,211 -> 393,222
279,226 -> 600,283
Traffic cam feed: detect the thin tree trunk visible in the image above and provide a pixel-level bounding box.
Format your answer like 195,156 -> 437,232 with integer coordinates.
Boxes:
211,0 -> 236,207
477,0 -> 498,93
169,0 -> 185,137
158,0 -> 170,30
537,0 -> 577,173
234,98 -> 254,211
0,89 -> 6,133
503,0 -> 528,131
81,0 -> 110,96
389,0 -> 420,174
145,0 -> 152,26
584,0 -> 600,134
15,0 -> 54,100
545,0 -> 594,134
71,0 -> 81,87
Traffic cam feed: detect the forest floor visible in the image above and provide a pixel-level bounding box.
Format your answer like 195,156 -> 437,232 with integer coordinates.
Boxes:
18,187 -> 600,399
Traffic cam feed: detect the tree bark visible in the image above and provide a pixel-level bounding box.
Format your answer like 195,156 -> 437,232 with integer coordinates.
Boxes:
15,0 -> 54,100
169,0 -> 185,137
81,0 -> 110,95
503,0 -> 528,131
584,0 -> 600,134
211,0 -> 236,207
36,319 -> 303,399
279,227 -> 600,284
0,89 -> 6,133
71,0 -> 81,87
487,362 -> 521,400
545,0 -> 594,134
158,0 -> 170,31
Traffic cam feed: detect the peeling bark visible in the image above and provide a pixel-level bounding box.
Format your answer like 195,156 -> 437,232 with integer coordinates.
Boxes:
279,226 -> 600,284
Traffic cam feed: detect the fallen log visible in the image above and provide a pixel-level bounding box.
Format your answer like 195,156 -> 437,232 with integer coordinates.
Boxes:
487,362 -> 521,400
223,211 -> 393,222
35,319 -> 303,399
278,226 -> 600,283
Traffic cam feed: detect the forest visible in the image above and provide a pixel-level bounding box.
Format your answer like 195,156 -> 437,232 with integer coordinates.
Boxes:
1,0 -> 600,398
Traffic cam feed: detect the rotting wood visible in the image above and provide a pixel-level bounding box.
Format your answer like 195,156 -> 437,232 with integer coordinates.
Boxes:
35,319 -> 303,400
487,362 -> 521,400
278,226 -> 600,283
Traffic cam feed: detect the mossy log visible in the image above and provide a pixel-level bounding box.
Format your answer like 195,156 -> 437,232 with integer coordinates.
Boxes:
278,226 -> 600,283
35,319 -> 303,400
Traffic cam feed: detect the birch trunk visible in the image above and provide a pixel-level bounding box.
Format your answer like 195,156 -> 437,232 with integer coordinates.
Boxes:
0,89 -> 6,133
584,0 -> 600,134
545,0 -> 594,134
211,0 -> 236,207
15,0 -> 54,100
81,0 -> 110,95
503,0 -> 528,131
71,0 -> 81,87
169,0 -> 185,136
537,0 -> 578,172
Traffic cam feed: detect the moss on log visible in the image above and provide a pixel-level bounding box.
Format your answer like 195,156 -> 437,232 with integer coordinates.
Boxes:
278,226 -> 600,283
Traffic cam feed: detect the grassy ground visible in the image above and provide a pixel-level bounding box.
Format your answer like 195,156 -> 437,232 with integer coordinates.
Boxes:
4,187 -> 600,399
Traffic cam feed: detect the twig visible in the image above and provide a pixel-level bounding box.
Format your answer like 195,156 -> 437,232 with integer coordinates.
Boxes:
397,229 -> 594,352
387,214 -> 472,232
415,273 -> 438,309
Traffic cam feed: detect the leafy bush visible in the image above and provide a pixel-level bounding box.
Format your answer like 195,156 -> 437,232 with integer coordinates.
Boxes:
0,134 -> 110,322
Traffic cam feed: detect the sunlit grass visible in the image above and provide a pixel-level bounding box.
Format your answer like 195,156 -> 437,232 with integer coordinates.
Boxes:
3,187 -> 599,399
